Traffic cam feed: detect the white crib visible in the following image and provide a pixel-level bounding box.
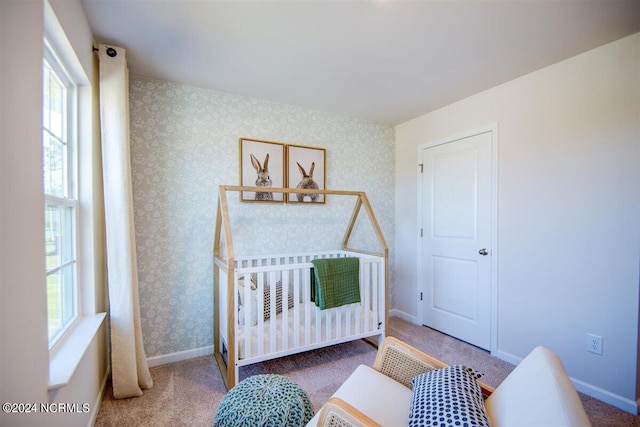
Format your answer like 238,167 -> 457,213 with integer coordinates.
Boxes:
213,186 -> 389,389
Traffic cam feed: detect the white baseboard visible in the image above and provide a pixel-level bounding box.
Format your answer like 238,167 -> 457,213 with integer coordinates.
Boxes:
389,309 -> 418,324
493,349 -> 638,415
147,345 -> 214,367
87,367 -> 110,427
492,348 -> 521,366
572,379 -> 639,415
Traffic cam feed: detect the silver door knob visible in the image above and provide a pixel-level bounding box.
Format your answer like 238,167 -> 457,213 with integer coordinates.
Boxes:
479,248 -> 489,256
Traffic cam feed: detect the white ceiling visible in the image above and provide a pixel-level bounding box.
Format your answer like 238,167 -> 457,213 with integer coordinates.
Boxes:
81,0 -> 640,125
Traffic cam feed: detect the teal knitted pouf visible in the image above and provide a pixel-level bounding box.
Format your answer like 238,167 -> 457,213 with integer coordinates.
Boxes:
214,374 -> 314,427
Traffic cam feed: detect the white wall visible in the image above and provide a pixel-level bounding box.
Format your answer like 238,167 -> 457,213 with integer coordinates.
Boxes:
0,1 -> 107,426
394,33 -> 640,412
0,4 -> 51,426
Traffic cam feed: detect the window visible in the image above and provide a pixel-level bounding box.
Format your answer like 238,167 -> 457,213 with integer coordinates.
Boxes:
43,43 -> 78,347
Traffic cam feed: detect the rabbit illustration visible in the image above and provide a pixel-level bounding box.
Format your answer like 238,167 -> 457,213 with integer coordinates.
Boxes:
295,161 -> 319,202
250,153 -> 273,201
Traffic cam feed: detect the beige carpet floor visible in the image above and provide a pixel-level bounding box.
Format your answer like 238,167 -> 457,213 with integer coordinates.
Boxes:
95,317 -> 639,427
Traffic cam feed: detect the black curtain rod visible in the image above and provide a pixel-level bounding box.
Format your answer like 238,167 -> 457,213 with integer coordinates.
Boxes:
93,46 -> 118,57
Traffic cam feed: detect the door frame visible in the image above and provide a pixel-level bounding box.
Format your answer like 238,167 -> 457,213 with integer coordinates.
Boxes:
416,123 -> 499,353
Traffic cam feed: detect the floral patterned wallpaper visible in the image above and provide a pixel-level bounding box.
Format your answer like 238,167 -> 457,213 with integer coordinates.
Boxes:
129,77 -> 395,357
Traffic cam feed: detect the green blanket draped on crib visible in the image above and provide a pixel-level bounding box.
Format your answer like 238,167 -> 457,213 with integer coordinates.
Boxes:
310,257 -> 361,310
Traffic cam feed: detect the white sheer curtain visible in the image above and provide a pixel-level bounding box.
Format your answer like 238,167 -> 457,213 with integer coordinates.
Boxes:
98,44 -> 153,398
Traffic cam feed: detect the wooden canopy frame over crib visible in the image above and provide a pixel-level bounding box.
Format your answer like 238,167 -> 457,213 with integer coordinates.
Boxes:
213,185 -> 389,389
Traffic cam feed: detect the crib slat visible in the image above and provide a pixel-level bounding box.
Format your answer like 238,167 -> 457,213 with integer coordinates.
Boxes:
363,261 -> 369,332
221,270 -> 229,356
361,266 -> 367,334
268,271 -> 277,353
304,265 -> 311,346
281,271 -> 289,352
355,274 -> 362,336
317,305 -> 323,344
256,273 -> 264,357
242,272 -> 251,360
293,269 -> 300,349
371,261 -> 379,330
364,264 -> 378,331
344,305 -> 350,339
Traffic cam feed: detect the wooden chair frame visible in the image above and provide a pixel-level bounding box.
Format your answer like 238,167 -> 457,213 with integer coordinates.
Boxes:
316,337 -> 495,426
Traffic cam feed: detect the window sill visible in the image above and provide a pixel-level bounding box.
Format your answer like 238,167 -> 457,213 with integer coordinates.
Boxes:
48,312 -> 107,390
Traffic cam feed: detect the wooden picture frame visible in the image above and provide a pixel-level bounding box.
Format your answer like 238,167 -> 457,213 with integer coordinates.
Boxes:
239,138 -> 285,202
286,144 -> 326,203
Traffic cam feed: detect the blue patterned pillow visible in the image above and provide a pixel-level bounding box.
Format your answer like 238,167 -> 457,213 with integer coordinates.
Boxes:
409,365 -> 491,427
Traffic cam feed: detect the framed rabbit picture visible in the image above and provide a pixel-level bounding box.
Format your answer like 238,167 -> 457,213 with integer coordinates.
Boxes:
286,144 -> 326,203
239,138 -> 285,202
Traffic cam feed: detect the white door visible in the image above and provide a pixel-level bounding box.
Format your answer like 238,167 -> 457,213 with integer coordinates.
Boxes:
420,131 -> 493,350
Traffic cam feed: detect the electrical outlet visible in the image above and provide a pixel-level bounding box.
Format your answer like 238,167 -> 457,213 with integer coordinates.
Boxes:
587,334 -> 603,355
